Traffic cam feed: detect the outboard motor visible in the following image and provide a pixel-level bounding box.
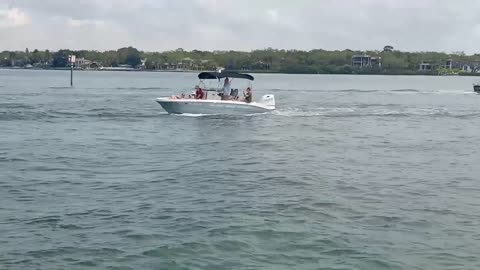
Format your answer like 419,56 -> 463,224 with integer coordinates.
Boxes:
474,84 -> 480,93
259,94 -> 275,109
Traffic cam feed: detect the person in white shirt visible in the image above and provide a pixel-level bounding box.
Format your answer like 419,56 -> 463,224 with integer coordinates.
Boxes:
222,77 -> 231,100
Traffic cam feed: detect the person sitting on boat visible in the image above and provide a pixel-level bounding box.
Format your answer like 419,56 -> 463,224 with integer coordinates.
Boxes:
243,87 -> 252,103
194,85 -> 205,99
222,77 -> 231,100
170,93 -> 186,99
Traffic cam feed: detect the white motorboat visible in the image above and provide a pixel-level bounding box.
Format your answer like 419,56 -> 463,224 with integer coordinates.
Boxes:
156,71 -> 275,114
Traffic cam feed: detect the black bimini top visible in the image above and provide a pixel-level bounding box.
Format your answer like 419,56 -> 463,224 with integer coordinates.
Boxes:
198,71 -> 254,81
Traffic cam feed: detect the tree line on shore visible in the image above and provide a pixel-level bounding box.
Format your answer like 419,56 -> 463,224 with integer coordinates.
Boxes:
1,46 -> 480,75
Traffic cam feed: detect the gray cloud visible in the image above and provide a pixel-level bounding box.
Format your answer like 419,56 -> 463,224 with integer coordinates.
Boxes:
2,0 -> 480,53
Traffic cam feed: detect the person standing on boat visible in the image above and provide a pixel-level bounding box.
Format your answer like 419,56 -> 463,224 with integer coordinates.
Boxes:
222,77 -> 231,100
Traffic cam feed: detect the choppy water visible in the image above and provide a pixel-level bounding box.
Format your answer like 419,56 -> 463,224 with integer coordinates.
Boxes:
1,70 -> 480,270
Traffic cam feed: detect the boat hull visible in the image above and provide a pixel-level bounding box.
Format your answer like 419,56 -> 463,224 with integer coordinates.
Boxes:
156,98 -> 274,114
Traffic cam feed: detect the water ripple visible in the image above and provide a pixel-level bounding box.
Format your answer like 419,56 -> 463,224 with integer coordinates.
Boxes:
2,71 -> 480,269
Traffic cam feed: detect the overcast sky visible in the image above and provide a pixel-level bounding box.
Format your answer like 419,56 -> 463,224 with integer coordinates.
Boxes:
1,0 -> 480,53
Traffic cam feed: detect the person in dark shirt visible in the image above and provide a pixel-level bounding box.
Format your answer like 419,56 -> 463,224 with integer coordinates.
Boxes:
194,85 -> 204,99
243,87 -> 252,103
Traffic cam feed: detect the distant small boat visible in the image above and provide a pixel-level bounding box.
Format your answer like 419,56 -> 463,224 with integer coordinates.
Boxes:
474,84 -> 480,93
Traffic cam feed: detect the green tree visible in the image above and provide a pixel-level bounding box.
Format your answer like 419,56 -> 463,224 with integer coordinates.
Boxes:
3,47 -> 480,74
101,50 -> 118,67
117,47 -> 141,67
31,49 -> 43,64
52,50 -> 72,67
381,53 -> 408,71
44,50 -> 51,63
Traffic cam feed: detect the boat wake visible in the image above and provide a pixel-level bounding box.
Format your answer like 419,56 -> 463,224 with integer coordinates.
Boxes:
173,113 -> 216,117
338,88 -> 420,93
172,111 -> 269,118
0,107 -> 163,121
265,88 -> 476,94
273,106 -> 480,118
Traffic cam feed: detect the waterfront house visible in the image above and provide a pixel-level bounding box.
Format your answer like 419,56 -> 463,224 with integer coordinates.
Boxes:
177,57 -> 194,70
440,59 -> 469,70
462,64 -> 472,72
32,61 -> 52,69
74,57 -> 92,69
459,62 -> 480,73
439,59 -> 480,73
351,54 -> 381,68
442,59 -> 453,69
252,61 -> 270,70
418,60 -> 433,71
135,59 -> 147,70
162,62 -> 177,70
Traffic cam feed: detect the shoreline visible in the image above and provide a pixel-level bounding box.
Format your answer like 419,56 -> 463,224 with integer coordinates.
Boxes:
1,66 -> 480,76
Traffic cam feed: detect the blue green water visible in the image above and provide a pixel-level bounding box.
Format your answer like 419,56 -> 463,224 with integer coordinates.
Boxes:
1,70 -> 480,269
